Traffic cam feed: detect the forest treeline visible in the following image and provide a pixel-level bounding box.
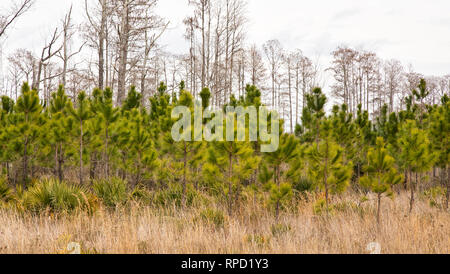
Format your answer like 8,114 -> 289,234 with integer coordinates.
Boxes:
1,0 -> 449,135
0,77 -> 448,223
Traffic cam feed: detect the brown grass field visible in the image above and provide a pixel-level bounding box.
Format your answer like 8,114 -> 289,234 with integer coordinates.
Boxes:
0,192 -> 448,254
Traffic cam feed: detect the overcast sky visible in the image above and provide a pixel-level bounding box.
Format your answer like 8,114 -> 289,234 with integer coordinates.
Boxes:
2,0 -> 450,82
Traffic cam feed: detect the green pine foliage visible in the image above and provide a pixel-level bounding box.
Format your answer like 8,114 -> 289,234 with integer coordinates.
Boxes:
0,78 -> 446,219
360,137 -> 403,224
306,120 -> 353,214
68,91 -> 91,185
263,134 -> 298,218
397,120 -> 436,212
300,87 -> 327,143
428,97 -> 450,209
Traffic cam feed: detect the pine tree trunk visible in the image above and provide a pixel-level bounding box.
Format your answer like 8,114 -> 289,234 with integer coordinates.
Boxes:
79,120 -> 83,185
182,142 -> 187,207
54,146 -> 58,179
377,193 -> 382,225
228,152 -> 233,215
90,152 -> 97,182
404,170 -> 408,190
105,127 -> 109,178
121,152 -> 127,181
135,151 -> 141,188
324,142 -> 329,216
6,162 -> 10,183
22,136 -> 28,188
357,163 -> 361,189
409,170 -> 415,214
58,145 -> 63,183
446,167 -> 449,210
275,198 -> 280,221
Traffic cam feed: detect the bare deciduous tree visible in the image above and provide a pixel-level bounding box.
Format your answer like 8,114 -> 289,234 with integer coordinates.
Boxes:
0,0 -> 34,38
383,59 -> 404,113
263,39 -> 283,108
33,28 -> 63,92
246,44 -> 266,88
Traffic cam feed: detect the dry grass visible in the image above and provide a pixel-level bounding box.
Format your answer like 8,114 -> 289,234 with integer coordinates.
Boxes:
0,193 -> 448,254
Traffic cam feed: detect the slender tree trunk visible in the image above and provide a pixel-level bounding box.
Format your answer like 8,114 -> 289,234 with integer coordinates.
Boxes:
135,151 -> 141,188
275,198 -> 280,221
22,137 -> 28,188
90,152 -> 97,182
79,120 -> 83,185
324,141 -> 329,215
288,66 -> 293,132
6,162 -> 10,183
377,193 -> 382,225
182,142 -> 187,207
54,145 -> 58,179
117,1 -> 129,105
58,144 -> 63,183
409,170 -> 415,213
295,68 -> 299,126
228,152 -> 233,215
404,170 -> 408,190
446,167 -> 449,210
98,0 -> 106,90
201,3 -> 206,89
105,127 -> 109,178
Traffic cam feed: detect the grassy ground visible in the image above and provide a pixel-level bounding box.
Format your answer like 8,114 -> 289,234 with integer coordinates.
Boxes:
0,192 -> 448,254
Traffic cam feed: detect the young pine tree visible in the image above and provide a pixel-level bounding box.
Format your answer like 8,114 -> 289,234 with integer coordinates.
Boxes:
47,85 -> 72,182
163,90 -> 204,206
354,104 -> 375,183
428,97 -> 449,209
0,96 -> 16,183
69,91 -> 91,185
330,104 -> 358,164
15,83 -> 42,186
128,109 -> 158,187
397,120 -> 435,213
301,87 -> 327,144
263,134 -> 298,219
412,79 -> 430,127
203,113 -> 259,215
360,137 -> 403,224
149,82 -> 173,141
306,120 -> 353,214
96,88 -> 119,178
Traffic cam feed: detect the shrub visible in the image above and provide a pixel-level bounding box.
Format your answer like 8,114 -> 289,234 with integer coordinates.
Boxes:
93,178 -> 128,208
24,179 -> 92,213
